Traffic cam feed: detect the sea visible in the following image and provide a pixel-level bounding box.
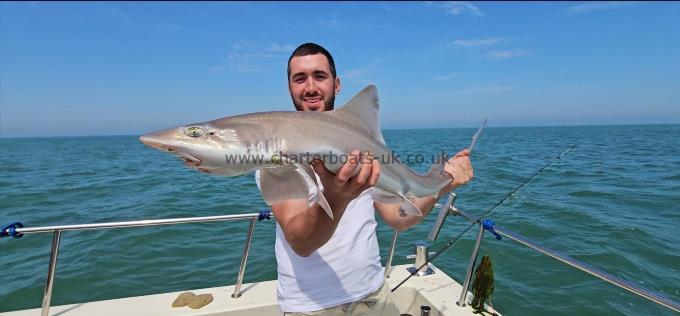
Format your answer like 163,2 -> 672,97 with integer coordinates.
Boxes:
1,125 -> 679,315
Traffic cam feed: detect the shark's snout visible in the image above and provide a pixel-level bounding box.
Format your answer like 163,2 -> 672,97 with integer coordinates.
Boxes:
139,130 -> 176,152
140,130 -> 205,168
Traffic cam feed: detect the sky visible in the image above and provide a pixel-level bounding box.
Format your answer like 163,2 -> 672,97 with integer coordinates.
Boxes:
1,2 -> 679,137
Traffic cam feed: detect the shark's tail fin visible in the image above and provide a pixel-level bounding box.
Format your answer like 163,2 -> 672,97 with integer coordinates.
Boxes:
424,118 -> 487,195
469,118 -> 487,154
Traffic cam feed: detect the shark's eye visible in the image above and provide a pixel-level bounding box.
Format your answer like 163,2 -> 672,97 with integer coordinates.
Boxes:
185,126 -> 204,138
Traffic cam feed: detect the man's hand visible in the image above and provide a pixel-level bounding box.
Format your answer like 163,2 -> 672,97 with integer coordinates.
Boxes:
311,150 -> 380,211
437,149 -> 473,197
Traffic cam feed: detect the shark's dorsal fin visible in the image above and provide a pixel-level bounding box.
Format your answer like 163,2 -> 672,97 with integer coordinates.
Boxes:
329,85 -> 386,145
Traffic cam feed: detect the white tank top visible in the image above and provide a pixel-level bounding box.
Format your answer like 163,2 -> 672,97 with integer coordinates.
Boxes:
255,170 -> 384,313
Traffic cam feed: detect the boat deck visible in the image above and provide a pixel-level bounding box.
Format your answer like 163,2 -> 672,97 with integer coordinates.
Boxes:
1,264 -> 492,316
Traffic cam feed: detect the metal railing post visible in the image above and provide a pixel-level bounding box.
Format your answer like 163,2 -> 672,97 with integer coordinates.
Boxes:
428,193 -> 456,241
231,218 -> 255,298
384,229 -> 399,278
457,224 -> 485,307
41,229 -> 62,316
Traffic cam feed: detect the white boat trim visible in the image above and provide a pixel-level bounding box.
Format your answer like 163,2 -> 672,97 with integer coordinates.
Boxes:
1,263 -> 493,316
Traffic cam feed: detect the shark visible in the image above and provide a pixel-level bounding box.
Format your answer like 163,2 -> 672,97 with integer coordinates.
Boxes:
139,85 -> 455,219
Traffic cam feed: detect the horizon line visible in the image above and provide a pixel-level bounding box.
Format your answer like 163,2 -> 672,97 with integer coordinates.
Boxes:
1,122 -> 678,139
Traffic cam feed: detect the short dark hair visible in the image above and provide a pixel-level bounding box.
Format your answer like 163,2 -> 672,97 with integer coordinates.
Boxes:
287,43 -> 336,80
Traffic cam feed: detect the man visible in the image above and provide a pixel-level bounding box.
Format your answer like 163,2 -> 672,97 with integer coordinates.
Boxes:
258,43 -> 473,315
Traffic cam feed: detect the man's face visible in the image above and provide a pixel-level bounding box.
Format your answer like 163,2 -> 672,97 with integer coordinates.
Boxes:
288,54 -> 341,112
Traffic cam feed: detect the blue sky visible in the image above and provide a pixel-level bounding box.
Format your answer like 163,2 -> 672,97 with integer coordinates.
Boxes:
1,2 -> 679,137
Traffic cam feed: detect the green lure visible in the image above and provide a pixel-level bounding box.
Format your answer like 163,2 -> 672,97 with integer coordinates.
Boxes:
471,255 -> 495,314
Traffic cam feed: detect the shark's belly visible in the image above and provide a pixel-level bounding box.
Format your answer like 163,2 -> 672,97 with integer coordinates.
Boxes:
284,142 -> 441,199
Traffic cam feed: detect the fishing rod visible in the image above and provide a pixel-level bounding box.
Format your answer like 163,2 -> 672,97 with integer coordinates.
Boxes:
391,144 -> 577,292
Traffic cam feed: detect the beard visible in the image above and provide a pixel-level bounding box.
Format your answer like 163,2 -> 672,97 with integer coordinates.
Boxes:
291,91 -> 336,112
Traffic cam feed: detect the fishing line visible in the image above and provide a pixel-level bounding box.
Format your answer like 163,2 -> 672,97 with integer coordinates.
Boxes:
391,144 -> 577,292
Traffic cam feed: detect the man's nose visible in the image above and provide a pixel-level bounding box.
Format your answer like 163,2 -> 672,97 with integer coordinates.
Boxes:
304,79 -> 318,93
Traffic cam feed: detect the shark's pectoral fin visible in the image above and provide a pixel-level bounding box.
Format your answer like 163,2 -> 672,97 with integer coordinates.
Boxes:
292,162 -> 333,220
372,187 -> 402,204
259,163 -> 334,220
372,188 -> 423,217
259,167 -> 310,205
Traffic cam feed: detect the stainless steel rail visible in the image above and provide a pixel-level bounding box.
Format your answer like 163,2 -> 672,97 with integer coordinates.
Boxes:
14,213 -> 268,234
432,197 -> 680,313
8,212 -> 275,316
456,224 -> 484,307
8,197 -> 678,314
232,218 -> 256,298
428,193 -> 456,241
384,230 -> 399,278
41,230 -> 61,316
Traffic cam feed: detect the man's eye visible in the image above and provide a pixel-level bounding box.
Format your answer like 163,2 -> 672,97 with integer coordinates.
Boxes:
294,77 -> 306,83
315,74 -> 327,80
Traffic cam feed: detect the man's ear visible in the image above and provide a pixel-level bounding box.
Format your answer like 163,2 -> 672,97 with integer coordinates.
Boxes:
335,77 -> 341,95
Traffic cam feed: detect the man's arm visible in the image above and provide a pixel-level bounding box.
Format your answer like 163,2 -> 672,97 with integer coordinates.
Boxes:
376,149 -> 473,231
272,151 -> 379,257
271,199 -> 349,257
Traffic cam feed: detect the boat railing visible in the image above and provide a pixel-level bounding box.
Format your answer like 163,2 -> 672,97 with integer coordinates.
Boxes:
1,211 -> 279,316
3,194 -> 679,315
425,193 -> 680,313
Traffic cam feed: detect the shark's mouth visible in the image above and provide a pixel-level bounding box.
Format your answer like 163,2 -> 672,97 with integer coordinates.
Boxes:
139,137 -> 203,168
176,153 -> 216,174
178,153 -> 202,167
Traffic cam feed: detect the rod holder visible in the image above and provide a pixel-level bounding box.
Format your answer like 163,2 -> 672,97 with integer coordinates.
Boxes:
406,241 -> 435,276
420,305 -> 431,316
